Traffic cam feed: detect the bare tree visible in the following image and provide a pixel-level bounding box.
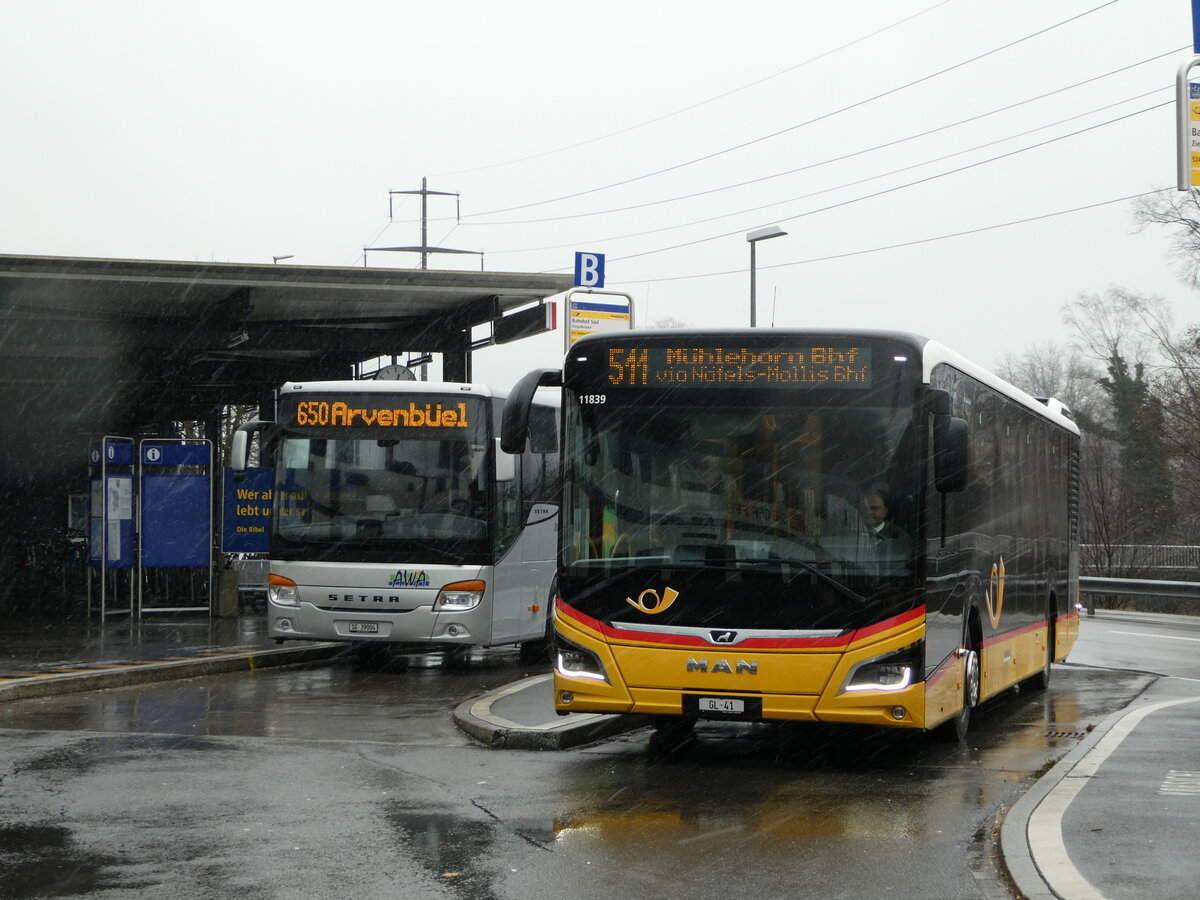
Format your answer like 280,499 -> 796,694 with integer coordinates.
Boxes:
996,339 -> 1105,429
1132,191 -> 1200,290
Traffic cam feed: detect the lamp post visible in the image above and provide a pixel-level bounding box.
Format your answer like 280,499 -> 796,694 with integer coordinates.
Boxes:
745,224 -> 787,327
272,255 -> 294,264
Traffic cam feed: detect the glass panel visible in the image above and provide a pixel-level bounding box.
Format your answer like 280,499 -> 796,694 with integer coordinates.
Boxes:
272,395 -> 492,561
563,393 -> 918,580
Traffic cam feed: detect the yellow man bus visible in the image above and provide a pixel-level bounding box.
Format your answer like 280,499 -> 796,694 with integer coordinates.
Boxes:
501,329 -> 1080,740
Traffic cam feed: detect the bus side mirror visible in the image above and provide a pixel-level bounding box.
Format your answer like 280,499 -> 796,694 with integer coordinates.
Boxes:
230,420 -> 270,482
495,438 -> 516,482
934,416 -> 968,493
501,368 -> 561,454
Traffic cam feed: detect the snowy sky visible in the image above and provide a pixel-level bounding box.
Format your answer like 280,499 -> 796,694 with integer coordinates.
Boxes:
2,0 -> 1196,388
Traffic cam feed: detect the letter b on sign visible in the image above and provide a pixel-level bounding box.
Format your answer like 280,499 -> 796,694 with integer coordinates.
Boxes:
574,251 -> 605,288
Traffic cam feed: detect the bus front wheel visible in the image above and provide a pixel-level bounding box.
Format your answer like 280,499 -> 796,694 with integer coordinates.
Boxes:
938,640 -> 980,743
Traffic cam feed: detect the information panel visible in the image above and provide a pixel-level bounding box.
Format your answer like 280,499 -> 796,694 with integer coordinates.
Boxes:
142,474 -> 210,566
222,467 -> 273,554
601,344 -> 873,389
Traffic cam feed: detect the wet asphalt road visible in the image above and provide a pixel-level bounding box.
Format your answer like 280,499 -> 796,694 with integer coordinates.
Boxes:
0,619 -> 1178,899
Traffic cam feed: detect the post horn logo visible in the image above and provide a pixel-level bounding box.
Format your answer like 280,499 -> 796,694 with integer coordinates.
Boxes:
984,558 -> 1005,629
625,587 -> 679,615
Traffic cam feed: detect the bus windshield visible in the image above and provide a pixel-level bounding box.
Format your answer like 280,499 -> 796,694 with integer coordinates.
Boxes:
565,396 -> 919,576
272,393 -> 493,564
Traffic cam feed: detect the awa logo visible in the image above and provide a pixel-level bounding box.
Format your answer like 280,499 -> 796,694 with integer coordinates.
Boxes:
625,586 -> 679,615
388,570 -> 430,588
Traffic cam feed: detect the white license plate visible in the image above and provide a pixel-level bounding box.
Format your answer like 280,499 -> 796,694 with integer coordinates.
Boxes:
697,696 -> 744,715
348,622 -> 380,634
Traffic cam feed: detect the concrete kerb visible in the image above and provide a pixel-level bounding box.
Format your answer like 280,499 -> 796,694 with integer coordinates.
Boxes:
0,643 -> 347,702
452,674 -> 650,750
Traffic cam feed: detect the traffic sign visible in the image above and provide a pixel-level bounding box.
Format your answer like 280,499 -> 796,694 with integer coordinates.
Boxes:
574,252 -> 605,288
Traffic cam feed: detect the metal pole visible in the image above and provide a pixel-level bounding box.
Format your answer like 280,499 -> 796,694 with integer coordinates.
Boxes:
1177,57 -> 1200,191
749,241 -> 757,328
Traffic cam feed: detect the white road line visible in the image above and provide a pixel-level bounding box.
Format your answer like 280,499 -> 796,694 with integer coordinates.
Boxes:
1108,630 -> 1200,643
1027,696 -> 1200,900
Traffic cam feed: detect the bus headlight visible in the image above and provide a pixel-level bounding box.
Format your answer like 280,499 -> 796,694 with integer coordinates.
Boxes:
268,574 -> 299,608
841,642 -> 923,694
554,635 -> 609,683
436,580 -> 485,611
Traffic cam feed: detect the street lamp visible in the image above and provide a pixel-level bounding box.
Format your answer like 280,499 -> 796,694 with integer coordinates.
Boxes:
745,224 -> 787,327
272,254 -> 294,264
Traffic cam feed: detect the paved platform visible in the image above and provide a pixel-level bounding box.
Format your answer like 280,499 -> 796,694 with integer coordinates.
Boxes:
0,613 -> 344,701
5,616 -> 1197,899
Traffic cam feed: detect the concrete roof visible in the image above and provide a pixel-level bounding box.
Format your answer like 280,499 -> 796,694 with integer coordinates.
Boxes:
0,253 -> 571,512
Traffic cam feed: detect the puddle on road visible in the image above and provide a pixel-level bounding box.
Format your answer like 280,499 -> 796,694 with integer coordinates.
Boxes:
0,823 -> 140,896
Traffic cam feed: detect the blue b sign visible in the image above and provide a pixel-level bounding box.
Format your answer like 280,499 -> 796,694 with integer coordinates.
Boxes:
574,251 -> 605,288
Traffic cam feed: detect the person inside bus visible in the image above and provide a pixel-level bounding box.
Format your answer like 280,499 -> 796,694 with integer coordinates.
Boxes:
859,485 -> 913,571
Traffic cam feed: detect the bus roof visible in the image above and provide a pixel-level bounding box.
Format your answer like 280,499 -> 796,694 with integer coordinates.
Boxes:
568,328 -> 1079,436
278,380 -> 512,401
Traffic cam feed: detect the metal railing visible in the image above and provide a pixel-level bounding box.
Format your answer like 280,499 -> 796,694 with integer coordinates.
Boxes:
1081,544 -> 1200,572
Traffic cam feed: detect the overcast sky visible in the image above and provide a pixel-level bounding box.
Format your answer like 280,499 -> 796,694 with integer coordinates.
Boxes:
1,0 -> 1195,388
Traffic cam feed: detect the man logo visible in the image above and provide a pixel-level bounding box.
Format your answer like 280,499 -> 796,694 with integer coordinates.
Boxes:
710,630 -> 737,644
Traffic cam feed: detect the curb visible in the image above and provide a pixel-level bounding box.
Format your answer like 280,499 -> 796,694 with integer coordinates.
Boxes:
452,675 -> 649,750
999,704 -> 1119,900
0,643 -> 347,702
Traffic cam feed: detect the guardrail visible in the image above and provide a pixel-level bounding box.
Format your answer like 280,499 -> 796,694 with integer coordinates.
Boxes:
1080,576 -> 1200,600
1081,544 -> 1200,572
1079,575 -> 1200,617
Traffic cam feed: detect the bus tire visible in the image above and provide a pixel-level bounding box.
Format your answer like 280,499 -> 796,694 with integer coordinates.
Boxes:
350,641 -> 390,669
519,617 -> 553,665
938,618 -> 980,743
1030,602 -> 1055,690
649,715 -> 696,749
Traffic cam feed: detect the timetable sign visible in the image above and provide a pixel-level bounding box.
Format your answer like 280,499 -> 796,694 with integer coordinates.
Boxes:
1190,84 -> 1200,188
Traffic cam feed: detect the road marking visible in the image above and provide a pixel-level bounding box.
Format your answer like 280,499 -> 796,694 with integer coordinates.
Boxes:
1159,770 -> 1200,796
1109,630 -> 1200,643
1027,696 -> 1200,900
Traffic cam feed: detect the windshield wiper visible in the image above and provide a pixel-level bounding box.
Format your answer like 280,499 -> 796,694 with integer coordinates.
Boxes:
740,557 -> 870,608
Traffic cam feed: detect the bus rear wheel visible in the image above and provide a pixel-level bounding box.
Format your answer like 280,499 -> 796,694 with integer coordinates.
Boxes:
1030,610 -> 1055,690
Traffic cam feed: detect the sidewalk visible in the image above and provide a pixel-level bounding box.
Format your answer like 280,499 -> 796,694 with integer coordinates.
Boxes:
1002,674 -> 1200,900
0,613 -> 344,702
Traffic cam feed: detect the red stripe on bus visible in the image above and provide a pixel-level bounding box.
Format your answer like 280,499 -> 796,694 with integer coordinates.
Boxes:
555,599 -> 925,650
980,617 -> 1049,648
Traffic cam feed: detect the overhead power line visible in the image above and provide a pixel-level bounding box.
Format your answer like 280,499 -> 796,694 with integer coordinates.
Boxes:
597,99 -> 1171,267
466,47 -> 1183,231
433,0 -> 962,178
625,189 -> 1170,284
459,0 -> 1128,220
482,85 -> 1170,257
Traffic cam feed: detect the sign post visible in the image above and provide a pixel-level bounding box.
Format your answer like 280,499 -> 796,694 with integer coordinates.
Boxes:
566,250 -> 634,349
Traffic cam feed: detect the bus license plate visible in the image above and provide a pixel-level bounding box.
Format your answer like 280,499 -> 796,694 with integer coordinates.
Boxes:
698,697 -> 744,715
348,622 -> 379,634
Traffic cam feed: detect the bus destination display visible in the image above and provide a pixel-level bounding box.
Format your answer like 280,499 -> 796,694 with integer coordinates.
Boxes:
603,345 -> 872,389
281,396 -> 473,430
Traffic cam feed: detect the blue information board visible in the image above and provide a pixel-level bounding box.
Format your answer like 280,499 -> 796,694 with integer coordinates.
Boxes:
142,474 -> 210,567
222,468 -> 273,553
